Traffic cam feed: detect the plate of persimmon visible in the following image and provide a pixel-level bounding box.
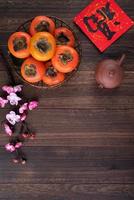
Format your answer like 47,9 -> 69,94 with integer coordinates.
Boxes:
7,16 -> 82,89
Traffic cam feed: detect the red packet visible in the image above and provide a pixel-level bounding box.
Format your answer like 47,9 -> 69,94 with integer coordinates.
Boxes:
74,0 -> 134,52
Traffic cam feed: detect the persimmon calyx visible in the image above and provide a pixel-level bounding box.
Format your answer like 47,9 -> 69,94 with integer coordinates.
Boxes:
35,21 -> 49,32
59,52 -> 73,65
57,32 -> 69,44
46,67 -> 57,77
24,64 -> 37,77
13,37 -> 27,51
35,38 -> 51,53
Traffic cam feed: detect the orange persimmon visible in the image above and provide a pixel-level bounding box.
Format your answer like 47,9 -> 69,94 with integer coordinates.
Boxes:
30,16 -> 55,36
8,32 -> 31,59
55,27 -> 75,47
42,61 -> 65,86
30,32 -> 56,61
21,57 -> 45,83
52,45 -> 79,73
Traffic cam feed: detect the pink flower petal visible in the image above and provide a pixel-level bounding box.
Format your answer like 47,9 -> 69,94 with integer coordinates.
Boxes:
15,142 -> 22,149
2,86 -> 14,94
7,93 -> 21,106
6,111 -> 20,125
28,101 -> 38,110
0,97 -> 8,108
19,103 -> 28,114
14,85 -> 23,93
20,113 -> 27,121
5,143 -> 15,152
4,123 -> 13,136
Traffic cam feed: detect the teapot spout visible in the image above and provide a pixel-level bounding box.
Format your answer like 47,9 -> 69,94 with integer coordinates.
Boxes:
118,54 -> 126,66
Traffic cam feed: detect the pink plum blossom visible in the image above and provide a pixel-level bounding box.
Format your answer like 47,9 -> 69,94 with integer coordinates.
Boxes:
15,142 -> 22,149
20,113 -> 27,121
5,143 -> 15,152
19,103 -> 28,114
28,101 -> 38,110
2,85 -> 23,94
2,86 -> 14,94
0,97 -> 8,108
13,158 -> 19,164
13,85 -> 23,93
7,93 -> 21,106
4,123 -> 13,136
6,111 -> 20,125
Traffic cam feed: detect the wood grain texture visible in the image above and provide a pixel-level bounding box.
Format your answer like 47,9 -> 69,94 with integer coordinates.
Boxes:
0,0 -> 134,199
0,184 -> 134,200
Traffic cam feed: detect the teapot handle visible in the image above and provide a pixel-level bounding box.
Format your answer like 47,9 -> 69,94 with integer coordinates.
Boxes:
117,54 -> 126,66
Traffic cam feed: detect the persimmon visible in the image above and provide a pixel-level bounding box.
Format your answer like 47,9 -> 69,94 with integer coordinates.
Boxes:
42,61 -> 65,86
55,27 -> 75,47
21,57 -> 45,83
52,45 -> 79,73
30,32 -> 56,61
8,32 -> 31,59
30,16 -> 55,36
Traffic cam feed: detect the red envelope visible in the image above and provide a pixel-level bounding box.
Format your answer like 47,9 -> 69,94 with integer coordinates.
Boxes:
74,0 -> 134,52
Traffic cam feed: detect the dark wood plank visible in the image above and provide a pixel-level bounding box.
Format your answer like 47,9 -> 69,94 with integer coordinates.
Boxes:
0,108 -> 134,135
1,131 -> 134,147
0,147 -> 134,184
1,70 -> 134,98
0,184 -> 134,200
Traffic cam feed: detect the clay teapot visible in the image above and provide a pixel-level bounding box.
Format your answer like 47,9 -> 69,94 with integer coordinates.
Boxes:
95,54 -> 125,89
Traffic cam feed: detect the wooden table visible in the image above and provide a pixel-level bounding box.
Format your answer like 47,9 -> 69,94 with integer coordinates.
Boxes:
0,0 -> 134,199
